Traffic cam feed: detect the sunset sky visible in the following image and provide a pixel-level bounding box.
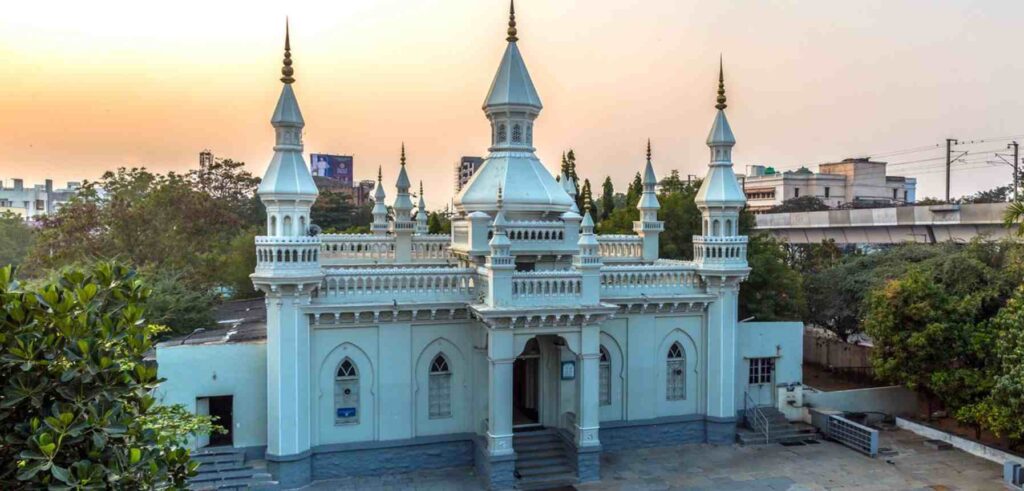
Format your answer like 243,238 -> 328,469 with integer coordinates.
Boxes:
1,0 -> 1022,208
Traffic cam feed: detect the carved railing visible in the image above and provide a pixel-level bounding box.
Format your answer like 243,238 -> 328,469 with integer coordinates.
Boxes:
319,266 -> 477,303
320,234 -> 395,261
505,219 -> 566,243
510,270 -> 584,303
599,261 -> 701,298
693,235 -> 748,264
411,235 -> 453,261
596,234 -> 643,262
255,236 -> 322,273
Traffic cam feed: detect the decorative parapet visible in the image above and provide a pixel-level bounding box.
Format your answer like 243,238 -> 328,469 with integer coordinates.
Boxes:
693,235 -> 748,265
320,233 -> 452,264
596,234 -> 643,262
411,234 -> 453,261
599,261 -> 702,299
254,235 -> 322,275
510,270 -> 584,304
318,266 -> 477,303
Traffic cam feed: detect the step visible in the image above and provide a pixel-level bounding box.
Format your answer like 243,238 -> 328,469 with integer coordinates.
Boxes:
514,440 -> 564,453
516,456 -> 570,470
517,462 -> 573,477
515,472 -> 577,490
189,468 -> 262,483
192,453 -> 245,466
189,476 -> 276,491
513,433 -> 560,444
516,449 -> 569,463
193,463 -> 250,475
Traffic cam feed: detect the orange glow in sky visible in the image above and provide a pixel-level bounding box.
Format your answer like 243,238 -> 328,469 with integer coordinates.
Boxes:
1,1 -> 1022,207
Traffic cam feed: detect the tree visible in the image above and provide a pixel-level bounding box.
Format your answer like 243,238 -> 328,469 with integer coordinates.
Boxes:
740,233 -> 806,321
626,172 -> 643,208
984,286 -> 1024,441
768,195 -> 830,213
310,190 -> 355,232
427,211 -> 451,235
962,184 -> 1011,204
0,211 -> 34,268
600,177 -> 615,220
656,179 -> 702,259
916,196 -> 948,205
1005,199 -> 1024,236
0,262 -> 217,488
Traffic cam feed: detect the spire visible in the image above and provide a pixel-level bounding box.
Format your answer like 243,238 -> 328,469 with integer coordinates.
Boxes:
395,143 -> 412,192
374,165 -> 386,201
646,138 -> 652,163
281,18 -> 295,84
400,142 -> 407,167
715,55 -> 726,111
642,140 -> 657,187
507,0 -> 518,42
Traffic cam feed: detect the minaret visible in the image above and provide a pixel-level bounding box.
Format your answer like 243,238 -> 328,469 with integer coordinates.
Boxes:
371,166 -> 389,236
574,188 -> 603,306
485,186 -> 514,306
250,21 -> 320,487
415,181 -> 429,235
693,58 -> 748,444
634,139 -> 664,262
392,144 -> 415,261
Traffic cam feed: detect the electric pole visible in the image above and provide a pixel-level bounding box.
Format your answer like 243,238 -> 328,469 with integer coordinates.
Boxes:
1011,141 -> 1019,201
946,138 -> 958,202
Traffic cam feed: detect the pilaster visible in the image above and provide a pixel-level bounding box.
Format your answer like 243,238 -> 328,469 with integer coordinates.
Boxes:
704,279 -> 740,420
264,287 -> 314,463
576,325 -> 601,449
486,329 -> 515,457
379,321 -> 413,440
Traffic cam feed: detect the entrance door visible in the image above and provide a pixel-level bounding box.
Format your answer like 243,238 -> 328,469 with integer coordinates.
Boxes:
203,396 -> 234,447
746,358 -> 776,407
513,356 -> 540,428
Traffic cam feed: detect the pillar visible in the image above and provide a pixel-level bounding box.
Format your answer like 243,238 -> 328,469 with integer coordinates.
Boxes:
478,328 -> 516,489
705,281 -> 739,444
265,288 -> 313,487
575,324 -> 602,481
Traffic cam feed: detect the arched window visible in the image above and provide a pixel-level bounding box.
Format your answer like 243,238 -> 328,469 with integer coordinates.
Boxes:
335,359 -> 360,425
270,215 -> 278,236
428,354 -> 452,419
703,219 -> 709,236
512,124 -> 523,143
299,216 -> 307,235
712,219 -> 720,237
725,219 -> 732,236
599,346 -> 611,407
283,215 -> 293,236
497,123 -> 508,143
666,342 -> 685,401
526,123 -> 533,144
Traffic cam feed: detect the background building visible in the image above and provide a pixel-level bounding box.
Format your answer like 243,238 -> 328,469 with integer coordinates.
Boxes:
453,156 -> 484,192
310,153 -> 354,186
742,158 -> 917,213
0,179 -> 81,220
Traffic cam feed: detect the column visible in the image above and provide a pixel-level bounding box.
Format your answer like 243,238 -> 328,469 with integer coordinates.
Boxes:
486,329 -> 514,456
265,288 -> 313,486
705,282 -> 739,444
575,324 -> 602,482
379,322 -> 413,440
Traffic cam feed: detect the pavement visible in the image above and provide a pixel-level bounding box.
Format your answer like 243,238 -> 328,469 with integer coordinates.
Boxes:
301,429 -> 1006,490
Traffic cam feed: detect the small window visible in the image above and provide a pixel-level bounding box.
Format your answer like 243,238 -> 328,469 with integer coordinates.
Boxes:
666,342 -> 685,401
904,190 -> 908,202
893,189 -> 897,200
497,123 -> 508,143
429,354 -> 452,419
748,357 -> 775,385
794,188 -> 800,198
512,124 -> 522,143
824,187 -> 830,198
335,359 -> 360,425
599,346 -> 611,406
526,124 -> 533,144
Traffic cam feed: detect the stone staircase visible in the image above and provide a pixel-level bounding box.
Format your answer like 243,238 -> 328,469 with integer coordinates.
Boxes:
738,407 -> 821,445
188,447 -> 277,490
513,430 -> 577,490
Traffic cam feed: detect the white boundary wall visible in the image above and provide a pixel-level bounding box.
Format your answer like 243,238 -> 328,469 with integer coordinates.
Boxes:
896,417 -> 1023,466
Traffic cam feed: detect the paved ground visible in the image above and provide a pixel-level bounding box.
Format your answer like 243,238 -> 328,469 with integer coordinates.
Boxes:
301,429 -> 1006,490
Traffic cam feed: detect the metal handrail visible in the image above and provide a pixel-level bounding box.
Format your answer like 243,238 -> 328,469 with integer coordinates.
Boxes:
744,392 -> 770,444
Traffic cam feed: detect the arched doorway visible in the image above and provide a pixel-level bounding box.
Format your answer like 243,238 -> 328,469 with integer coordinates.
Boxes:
513,338 -> 541,428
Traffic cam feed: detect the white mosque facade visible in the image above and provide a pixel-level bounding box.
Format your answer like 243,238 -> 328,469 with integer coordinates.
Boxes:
156,9 -> 803,490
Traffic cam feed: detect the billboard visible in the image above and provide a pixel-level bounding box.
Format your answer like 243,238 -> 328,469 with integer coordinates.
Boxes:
310,154 -> 354,186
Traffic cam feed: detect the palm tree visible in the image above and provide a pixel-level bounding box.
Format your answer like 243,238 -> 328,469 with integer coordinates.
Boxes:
1004,200 -> 1024,235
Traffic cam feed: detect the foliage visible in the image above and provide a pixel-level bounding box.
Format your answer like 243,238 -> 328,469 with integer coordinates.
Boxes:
600,177 -> 615,220
656,179 -> 702,260
961,184 -> 1012,204
139,267 -> 219,335
1005,199 -> 1024,236
427,211 -> 451,235
769,195 -> 830,213
310,190 -> 357,232
219,226 -> 261,300
0,262 -> 216,488
0,211 -> 35,268
916,196 -> 948,205
740,233 -> 806,321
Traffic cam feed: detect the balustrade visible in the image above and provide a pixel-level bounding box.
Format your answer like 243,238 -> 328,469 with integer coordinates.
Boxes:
510,270 -> 584,299
320,234 -> 395,260
320,267 -> 477,303
599,262 -> 702,298
693,235 -> 748,263
255,236 -> 322,272
596,235 -> 643,261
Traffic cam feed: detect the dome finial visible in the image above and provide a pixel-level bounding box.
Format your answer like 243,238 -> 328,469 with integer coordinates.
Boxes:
400,142 -> 407,166
281,18 -> 295,84
715,55 -> 727,110
506,0 -> 518,42
497,185 -> 504,208
646,138 -> 652,163
378,165 -> 383,183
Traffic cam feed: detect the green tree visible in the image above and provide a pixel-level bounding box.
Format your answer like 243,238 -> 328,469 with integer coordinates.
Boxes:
0,211 -> 34,268
0,262 -> 217,488
427,211 -> 451,235
740,233 -> 806,321
656,179 -> 702,259
769,195 -> 830,213
626,172 -> 643,208
310,190 -> 355,232
600,177 -> 615,220
1005,199 -> 1024,236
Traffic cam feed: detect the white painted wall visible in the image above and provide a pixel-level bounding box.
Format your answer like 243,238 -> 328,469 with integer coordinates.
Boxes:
735,321 -> 803,412
155,342 -> 268,450
804,385 -> 918,417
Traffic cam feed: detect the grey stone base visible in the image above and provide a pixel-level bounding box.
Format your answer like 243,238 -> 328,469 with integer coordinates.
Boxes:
599,415 -> 706,452
267,453 -> 312,490
473,437 -> 516,490
311,434 -> 474,481
574,446 -> 602,483
706,416 -> 738,444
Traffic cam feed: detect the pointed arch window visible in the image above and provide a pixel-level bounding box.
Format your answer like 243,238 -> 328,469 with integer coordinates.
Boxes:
526,123 -> 533,145
428,354 -> 452,419
666,342 -> 686,401
599,346 -> 611,406
497,123 -> 508,143
512,123 -> 523,143
335,358 -> 360,425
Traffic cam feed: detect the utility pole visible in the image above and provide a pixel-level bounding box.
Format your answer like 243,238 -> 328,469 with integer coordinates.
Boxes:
946,138 -> 958,202
1011,141 -> 1020,201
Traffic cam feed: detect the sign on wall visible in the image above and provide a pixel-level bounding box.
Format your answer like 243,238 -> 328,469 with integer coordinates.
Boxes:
560,360 -> 576,380
336,407 -> 357,418
310,153 -> 354,186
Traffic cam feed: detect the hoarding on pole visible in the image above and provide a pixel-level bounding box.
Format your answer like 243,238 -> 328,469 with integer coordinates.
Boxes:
310,153 -> 354,186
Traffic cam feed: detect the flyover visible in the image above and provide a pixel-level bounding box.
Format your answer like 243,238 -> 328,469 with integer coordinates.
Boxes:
753,202 -> 1013,245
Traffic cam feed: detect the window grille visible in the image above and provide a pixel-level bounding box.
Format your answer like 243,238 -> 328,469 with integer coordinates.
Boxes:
526,124 -> 533,144
512,124 -> 522,143
599,346 -> 611,406
429,354 -> 452,419
666,342 -> 685,401
335,359 -> 360,425
748,357 -> 775,385
497,123 -> 507,143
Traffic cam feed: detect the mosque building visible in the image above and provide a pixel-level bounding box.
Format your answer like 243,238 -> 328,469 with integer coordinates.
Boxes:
156,4 -> 803,489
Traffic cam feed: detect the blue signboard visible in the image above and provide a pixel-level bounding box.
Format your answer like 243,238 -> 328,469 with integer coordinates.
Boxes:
336,407 -> 357,418
560,360 -> 576,380
310,154 -> 354,186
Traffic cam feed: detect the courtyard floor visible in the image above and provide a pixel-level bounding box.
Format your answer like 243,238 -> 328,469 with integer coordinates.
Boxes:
301,429 -> 1005,490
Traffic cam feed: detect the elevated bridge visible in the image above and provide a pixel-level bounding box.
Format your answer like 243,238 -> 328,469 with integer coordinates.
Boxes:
753,202 -> 1013,245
